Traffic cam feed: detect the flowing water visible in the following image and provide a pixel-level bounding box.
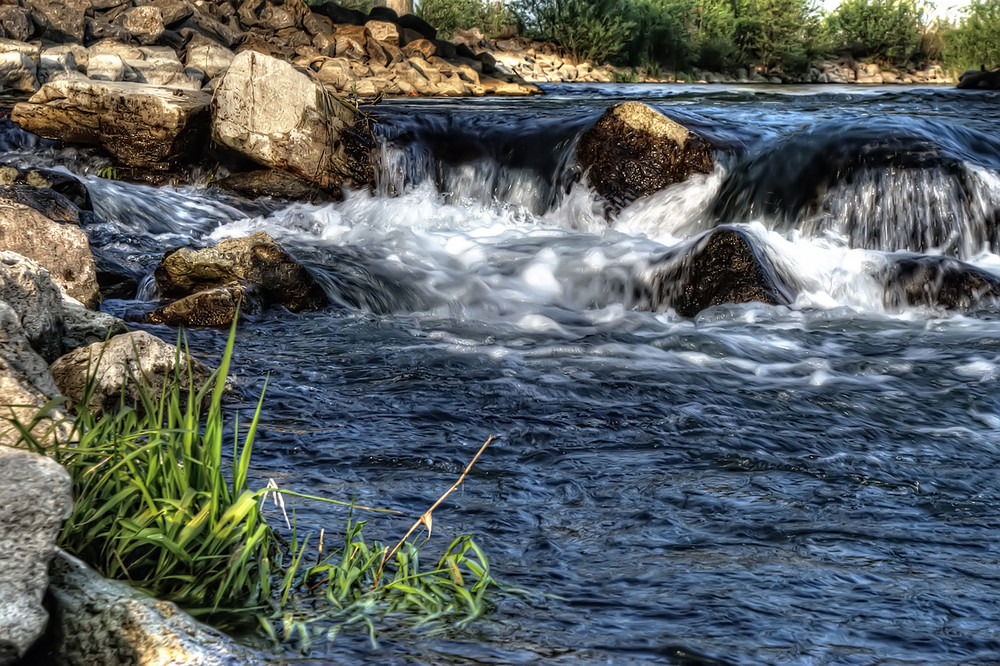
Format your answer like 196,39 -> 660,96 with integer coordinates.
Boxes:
10,84 -> 1000,664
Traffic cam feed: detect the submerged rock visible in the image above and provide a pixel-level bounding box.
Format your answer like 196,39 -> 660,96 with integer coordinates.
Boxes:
11,79 -> 212,170
882,254 -> 1000,312
632,226 -> 797,317
49,330 -> 212,415
153,231 -> 328,312
212,50 -> 375,192
957,68 -> 1000,90
0,446 -> 72,664
576,101 -> 714,214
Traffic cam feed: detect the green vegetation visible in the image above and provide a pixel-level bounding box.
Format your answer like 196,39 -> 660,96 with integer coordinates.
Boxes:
513,0 -> 636,62
828,0 -> 923,65
942,0 -> 1000,74
417,0 -> 516,38
13,326 -> 498,649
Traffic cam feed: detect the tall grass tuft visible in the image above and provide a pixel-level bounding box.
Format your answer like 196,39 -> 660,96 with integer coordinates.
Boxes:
12,323 -> 499,647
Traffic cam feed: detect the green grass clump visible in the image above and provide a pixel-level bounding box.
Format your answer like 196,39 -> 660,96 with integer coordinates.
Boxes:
12,324 -> 498,649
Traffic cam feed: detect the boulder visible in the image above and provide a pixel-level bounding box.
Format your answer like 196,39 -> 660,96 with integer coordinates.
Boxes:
0,252 -> 68,363
42,550 -> 268,666
396,12 -> 436,41
126,45 -> 203,89
957,68 -> 1000,90
0,52 -> 38,92
0,6 -> 32,42
0,193 -> 100,307
146,281 -> 262,327
882,254 -> 1000,312
121,6 -> 166,45
142,0 -> 195,28
11,80 -> 212,171
49,330 -> 212,415
213,168 -> 333,201
577,101 -> 714,213
211,50 -> 374,191
632,227 -> 797,317
23,0 -> 87,43
183,32 -> 235,79
153,231 -> 328,312
366,19 -> 400,46
0,447 -> 72,663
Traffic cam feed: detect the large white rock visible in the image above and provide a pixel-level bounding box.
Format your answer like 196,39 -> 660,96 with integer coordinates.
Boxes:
0,446 -> 72,663
211,50 -> 372,191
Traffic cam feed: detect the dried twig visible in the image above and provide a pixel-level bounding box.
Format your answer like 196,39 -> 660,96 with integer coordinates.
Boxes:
374,436 -> 494,587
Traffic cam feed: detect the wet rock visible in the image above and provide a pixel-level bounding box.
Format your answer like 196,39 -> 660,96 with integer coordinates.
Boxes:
146,281 -> 262,327
0,447 -> 72,663
12,80 -> 212,171
49,330 -> 212,415
576,101 -> 714,214
153,231 -> 328,312
44,550 -> 268,666
883,254 -> 1000,312
211,50 -> 374,191
957,68 -> 1000,90
634,227 -> 796,317
214,168 -> 335,200
24,0 -> 87,43
0,194 -> 99,308
0,6 -> 32,43
0,165 -> 91,211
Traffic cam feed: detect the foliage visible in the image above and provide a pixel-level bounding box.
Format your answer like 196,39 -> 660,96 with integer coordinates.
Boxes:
733,0 -> 827,70
417,0 -> 516,39
97,165 -> 119,180
828,0 -> 923,65
12,325 -> 498,647
612,67 -> 641,82
622,0 -> 694,70
942,0 -> 1000,74
512,0 -> 635,62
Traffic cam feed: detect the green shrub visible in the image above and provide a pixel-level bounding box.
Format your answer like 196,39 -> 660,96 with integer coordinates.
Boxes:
733,0 -> 827,70
512,0 -> 635,62
622,0 -> 694,70
417,0 -> 484,38
942,0 -> 1000,74
829,0 -> 923,65
12,326 -> 498,646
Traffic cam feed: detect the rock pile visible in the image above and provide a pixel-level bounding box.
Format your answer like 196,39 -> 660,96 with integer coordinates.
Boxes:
0,0 -> 539,98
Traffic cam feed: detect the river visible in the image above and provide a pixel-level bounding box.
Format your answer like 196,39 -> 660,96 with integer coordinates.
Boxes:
10,83 -> 1000,664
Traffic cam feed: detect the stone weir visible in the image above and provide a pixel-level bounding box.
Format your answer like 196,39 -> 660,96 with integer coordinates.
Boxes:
0,0 -> 540,99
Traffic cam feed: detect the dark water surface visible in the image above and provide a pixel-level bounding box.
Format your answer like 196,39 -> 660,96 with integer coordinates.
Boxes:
14,84 -> 1000,663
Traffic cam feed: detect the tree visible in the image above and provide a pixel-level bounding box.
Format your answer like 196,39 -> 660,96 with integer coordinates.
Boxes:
512,0 -> 635,62
733,0 -> 825,70
943,0 -> 1000,73
830,0 -> 923,65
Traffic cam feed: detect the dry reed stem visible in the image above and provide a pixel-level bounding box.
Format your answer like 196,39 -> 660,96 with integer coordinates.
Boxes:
374,435 -> 494,587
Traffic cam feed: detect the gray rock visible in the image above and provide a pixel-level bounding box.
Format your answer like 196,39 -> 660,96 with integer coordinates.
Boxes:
0,447 -> 72,663
49,330 -> 211,416
45,550 -> 268,666
183,31 -> 234,79
0,252 -> 66,363
121,6 -> 166,45
0,7 -> 32,43
12,80 -> 212,171
0,52 -> 37,93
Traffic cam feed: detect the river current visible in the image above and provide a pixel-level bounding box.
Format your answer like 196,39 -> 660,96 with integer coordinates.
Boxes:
10,84 -> 1000,663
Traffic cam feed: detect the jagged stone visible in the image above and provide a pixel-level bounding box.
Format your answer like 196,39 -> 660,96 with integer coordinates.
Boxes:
49,330 -> 212,415
183,31 -> 234,79
153,231 -> 328,312
23,0 -> 87,43
211,50 -> 374,191
121,6 -> 166,45
214,168 -> 334,200
146,281 -> 262,327
0,52 -> 37,93
366,19 -> 400,46
633,227 -> 796,317
883,254 -> 1000,312
0,7 -> 32,43
12,80 -> 212,171
0,447 -> 72,663
577,101 -> 714,213
0,195 -> 99,308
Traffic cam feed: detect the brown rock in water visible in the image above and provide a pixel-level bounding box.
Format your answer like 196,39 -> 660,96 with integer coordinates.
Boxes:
214,168 -> 336,201
146,281 -> 261,327
633,227 -> 796,317
153,231 -> 328,312
576,101 -> 714,213
11,80 -> 211,171
883,254 -> 1000,312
